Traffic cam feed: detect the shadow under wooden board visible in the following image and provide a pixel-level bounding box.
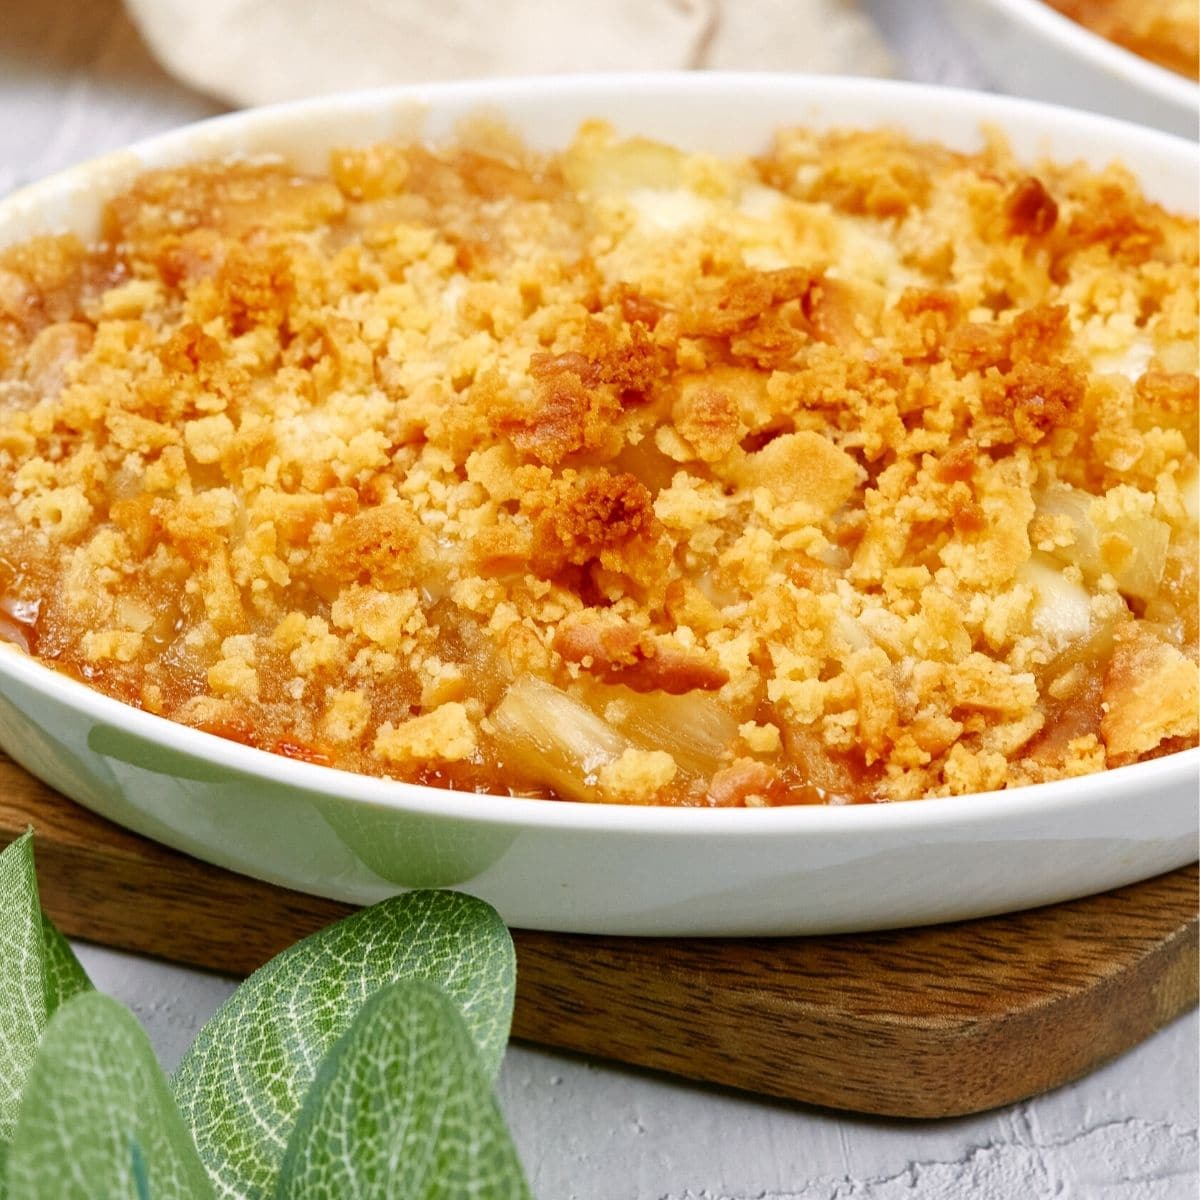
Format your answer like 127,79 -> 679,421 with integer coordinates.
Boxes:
0,749 -> 1195,1119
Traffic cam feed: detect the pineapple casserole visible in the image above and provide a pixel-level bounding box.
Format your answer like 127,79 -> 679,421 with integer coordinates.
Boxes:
1043,0 -> 1200,80
0,121 -> 1196,806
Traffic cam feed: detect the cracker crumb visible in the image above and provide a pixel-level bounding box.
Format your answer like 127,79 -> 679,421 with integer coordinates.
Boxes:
597,748 -> 677,803
374,702 -> 478,765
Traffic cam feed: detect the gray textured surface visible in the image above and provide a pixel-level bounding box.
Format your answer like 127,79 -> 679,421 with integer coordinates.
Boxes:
75,942 -> 1198,1200
4,0 -> 1198,1195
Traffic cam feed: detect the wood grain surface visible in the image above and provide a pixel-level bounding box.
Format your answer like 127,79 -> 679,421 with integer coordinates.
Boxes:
0,749 -> 1194,1118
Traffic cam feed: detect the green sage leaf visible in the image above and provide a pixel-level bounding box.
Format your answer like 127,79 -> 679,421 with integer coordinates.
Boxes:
0,831 -> 44,1144
0,831 -> 93,1150
173,890 -> 515,1200
40,911 -> 91,1013
5,992 -> 215,1200
275,980 -> 530,1200
0,832 -> 47,1142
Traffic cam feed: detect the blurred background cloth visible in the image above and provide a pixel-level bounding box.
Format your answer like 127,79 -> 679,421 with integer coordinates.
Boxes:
121,0 -> 892,108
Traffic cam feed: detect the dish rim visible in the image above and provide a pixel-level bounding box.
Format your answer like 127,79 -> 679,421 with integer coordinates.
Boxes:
962,0 -> 1199,108
0,70 -> 1196,837
1,643 -> 1196,835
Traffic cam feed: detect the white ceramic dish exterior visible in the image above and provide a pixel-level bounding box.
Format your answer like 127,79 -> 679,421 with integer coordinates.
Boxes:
0,75 -> 1196,935
944,0 -> 1199,139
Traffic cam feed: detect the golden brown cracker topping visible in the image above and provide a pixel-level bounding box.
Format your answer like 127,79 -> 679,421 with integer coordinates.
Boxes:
0,120 -> 1195,805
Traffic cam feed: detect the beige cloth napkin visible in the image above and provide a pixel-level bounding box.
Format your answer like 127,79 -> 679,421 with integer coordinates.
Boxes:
123,0 -> 892,109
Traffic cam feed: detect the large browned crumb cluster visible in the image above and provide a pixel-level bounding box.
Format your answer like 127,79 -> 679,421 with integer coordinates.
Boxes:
1043,0 -> 1200,80
0,120 -> 1196,806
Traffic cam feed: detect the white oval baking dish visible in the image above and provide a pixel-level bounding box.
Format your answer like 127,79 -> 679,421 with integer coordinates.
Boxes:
0,73 -> 1195,935
944,0 -> 1198,139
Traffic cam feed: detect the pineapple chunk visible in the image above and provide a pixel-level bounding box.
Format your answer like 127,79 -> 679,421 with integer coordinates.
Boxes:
584,683 -> 737,778
626,187 -> 713,234
489,678 -> 629,803
1181,464 -> 1199,524
1089,487 -> 1170,600
1036,484 -> 1169,601
562,127 -> 686,197
1019,553 -> 1091,646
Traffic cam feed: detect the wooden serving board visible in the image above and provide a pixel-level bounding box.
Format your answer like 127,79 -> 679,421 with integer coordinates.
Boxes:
0,750 -> 1195,1119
